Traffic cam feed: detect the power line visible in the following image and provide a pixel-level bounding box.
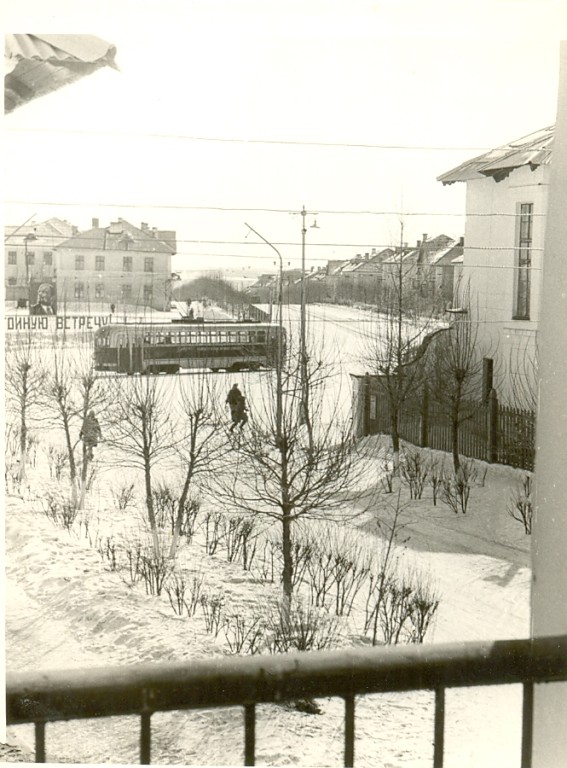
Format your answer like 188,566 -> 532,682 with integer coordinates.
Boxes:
4,199 -> 547,218
4,126 -> 495,153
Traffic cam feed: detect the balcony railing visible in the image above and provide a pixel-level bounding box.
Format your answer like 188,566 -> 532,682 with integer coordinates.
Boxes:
6,635 -> 567,767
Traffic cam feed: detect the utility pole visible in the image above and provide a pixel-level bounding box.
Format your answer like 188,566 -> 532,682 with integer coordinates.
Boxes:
297,206 -> 318,444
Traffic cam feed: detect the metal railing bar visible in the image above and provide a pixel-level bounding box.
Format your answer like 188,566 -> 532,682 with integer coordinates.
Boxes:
344,693 -> 355,768
433,686 -> 445,768
140,711 -> 151,765
244,703 -> 256,766
521,681 -> 534,768
8,635 -> 567,726
34,721 -> 45,763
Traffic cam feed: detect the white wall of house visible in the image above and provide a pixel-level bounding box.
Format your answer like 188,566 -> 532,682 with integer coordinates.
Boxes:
461,164 -> 549,403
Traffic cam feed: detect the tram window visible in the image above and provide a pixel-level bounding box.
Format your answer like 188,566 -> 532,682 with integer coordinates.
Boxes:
258,331 -> 266,342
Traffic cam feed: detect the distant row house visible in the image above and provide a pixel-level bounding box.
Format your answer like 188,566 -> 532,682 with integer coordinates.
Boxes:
4,217 -> 176,312
251,236 -> 463,309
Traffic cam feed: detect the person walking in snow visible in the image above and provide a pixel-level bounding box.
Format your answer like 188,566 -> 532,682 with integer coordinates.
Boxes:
80,410 -> 102,460
225,384 -> 248,432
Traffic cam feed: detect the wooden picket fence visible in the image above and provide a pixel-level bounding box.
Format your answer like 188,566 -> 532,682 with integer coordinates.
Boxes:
356,375 -> 535,471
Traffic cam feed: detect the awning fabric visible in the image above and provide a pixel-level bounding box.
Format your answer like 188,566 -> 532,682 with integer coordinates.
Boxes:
5,33 -> 118,113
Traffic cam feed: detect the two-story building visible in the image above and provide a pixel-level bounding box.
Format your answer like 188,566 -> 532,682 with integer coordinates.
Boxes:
55,218 -> 176,312
438,126 -> 553,403
4,218 -> 78,309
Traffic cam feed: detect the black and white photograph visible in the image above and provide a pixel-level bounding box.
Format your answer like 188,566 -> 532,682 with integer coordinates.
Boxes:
3,2 -> 567,766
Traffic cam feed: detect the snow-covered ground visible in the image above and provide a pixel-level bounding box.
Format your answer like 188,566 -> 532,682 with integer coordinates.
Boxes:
3,304 -> 533,766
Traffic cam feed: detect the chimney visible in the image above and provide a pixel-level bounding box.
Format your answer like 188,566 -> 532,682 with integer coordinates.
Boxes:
459,236 -> 464,246
141,222 -> 149,231
416,240 -> 421,248
72,225 -> 79,235
364,253 -> 369,260
422,233 -> 428,243
92,218 -> 99,228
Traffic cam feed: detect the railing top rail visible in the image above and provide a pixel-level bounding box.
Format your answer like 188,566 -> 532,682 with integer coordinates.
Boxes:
7,635 -> 567,725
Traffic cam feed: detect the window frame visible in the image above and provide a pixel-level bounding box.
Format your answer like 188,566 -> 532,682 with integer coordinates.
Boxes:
513,202 -> 533,321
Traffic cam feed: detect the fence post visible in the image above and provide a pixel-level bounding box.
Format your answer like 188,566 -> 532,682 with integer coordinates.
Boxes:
487,388 -> 498,463
363,373 -> 371,436
420,386 -> 429,447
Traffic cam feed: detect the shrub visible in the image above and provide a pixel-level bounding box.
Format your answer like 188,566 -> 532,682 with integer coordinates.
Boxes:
200,591 -> 226,636
165,572 -> 206,616
440,458 -> 477,514
223,614 -> 265,654
42,490 -> 79,530
400,447 -> 429,499
112,482 -> 136,512
508,473 -> 533,535
265,600 -> 339,654
139,548 -> 172,596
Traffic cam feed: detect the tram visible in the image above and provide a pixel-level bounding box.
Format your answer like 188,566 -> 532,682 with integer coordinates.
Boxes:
93,321 -> 285,374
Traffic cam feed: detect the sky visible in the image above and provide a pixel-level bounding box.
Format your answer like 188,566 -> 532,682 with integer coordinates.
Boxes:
3,1 -> 567,277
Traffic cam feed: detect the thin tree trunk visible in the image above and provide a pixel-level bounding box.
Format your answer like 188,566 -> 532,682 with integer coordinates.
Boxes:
281,510 -> 293,617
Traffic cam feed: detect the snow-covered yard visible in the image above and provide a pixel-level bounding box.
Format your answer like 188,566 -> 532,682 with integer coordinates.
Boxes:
3,304 -> 534,766
4,433 -> 532,766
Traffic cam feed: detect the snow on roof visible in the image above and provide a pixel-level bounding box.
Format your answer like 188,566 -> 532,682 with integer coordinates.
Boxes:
438,126 -> 554,185
5,34 -> 118,113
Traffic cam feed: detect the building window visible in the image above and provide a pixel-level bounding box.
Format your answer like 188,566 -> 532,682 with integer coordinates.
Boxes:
8,251 -> 17,265
75,254 -> 85,270
95,255 -> 105,271
8,277 -> 17,286
123,256 -> 132,272
514,203 -> 533,320
95,283 -> 104,298
122,284 -> 132,299
26,251 -> 35,265
143,284 -> 153,303
74,282 -> 85,298
144,257 -> 154,273
43,251 -> 53,265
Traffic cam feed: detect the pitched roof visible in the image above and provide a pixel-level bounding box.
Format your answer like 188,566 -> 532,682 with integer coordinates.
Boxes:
5,34 -> 118,113
438,126 -> 554,185
4,217 -> 77,245
57,219 -> 176,254
383,235 -> 457,266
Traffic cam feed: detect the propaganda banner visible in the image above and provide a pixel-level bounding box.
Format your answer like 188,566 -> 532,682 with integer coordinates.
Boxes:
29,280 -> 57,315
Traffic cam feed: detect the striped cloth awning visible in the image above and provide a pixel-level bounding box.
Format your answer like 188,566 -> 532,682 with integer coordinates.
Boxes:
5,34 -> 118,113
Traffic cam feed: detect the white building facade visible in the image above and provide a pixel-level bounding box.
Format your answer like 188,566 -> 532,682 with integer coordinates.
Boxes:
438,127 -> 553,403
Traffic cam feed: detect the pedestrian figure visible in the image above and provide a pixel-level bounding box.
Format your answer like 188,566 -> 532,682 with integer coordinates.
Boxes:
80,410 -> 102,460
110,303 -> 116,314
226,384 -> 248,432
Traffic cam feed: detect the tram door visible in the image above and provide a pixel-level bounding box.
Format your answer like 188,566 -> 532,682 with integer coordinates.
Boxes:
117,334 -> 144,373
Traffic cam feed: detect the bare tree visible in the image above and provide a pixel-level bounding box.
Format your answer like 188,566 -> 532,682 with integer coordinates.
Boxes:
43,339 -> 109,507
363,226 -> 439,474
4,331 -> 47,483
427,283 -> 496,472
105,373 -> 175,556
169,372 -> 226,558
211,330 -> 372,611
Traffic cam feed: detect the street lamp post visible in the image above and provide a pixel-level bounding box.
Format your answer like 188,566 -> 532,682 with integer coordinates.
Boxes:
24,232 -> 37,309
244,223 -> 284,443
